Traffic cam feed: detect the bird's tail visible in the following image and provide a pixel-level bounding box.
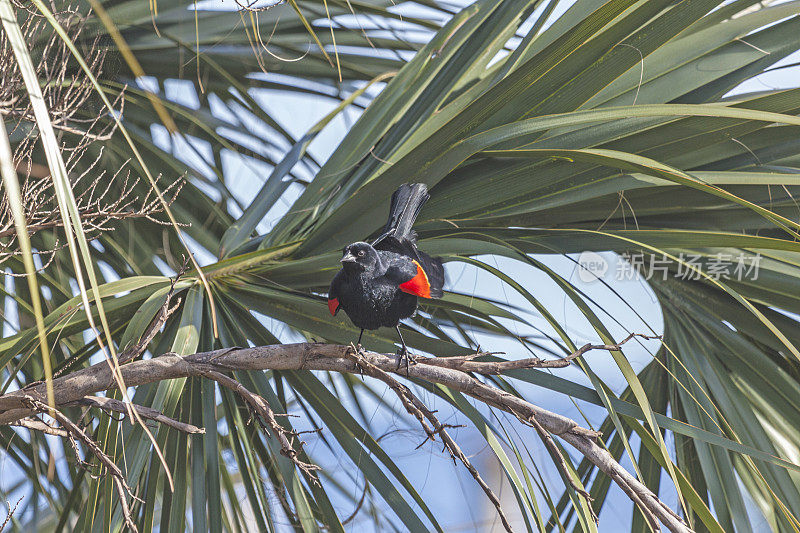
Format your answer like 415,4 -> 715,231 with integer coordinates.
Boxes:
381,183 -> 430,244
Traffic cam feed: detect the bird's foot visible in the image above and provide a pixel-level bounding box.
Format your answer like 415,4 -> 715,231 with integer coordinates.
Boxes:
348,343 -> 367,378
395,347 -> 416,376
356,343 -> 367,374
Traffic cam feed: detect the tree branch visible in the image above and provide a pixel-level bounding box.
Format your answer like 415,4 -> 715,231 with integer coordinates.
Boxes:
197,369 -> 321,482
0,342 -> 689,532
12,417 -> 69,437
416,333 -> 661,373
70,396 -> 204,434
22,398 -> 142,532
0,496 -> 22,533
344,345 -> 514,532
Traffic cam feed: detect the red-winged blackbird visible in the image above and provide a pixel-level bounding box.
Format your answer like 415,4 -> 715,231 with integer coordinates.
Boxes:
328,183 -> 445,362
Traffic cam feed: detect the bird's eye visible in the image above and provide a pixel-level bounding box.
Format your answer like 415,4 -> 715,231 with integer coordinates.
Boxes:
358,250 -> 366,257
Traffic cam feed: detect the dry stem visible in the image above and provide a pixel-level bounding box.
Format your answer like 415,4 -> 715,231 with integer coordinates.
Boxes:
22,398 -> 142,532
71,396 -> 204,434
199,369 -> 321,482
0,496 -> 22,533
345,344 -> 514,531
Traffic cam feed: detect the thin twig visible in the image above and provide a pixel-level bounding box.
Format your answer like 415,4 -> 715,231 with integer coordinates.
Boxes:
0,496 -> 22,533
344,344 -> 514,532
22,398 -> 141,532
118,259 -> 187,364
417,333 -> 662,373
71,396 -> 204,434
52,264 -> 184,381
528,414 -> 597,522
12,417 -> 69,437
199,369 -> 321,483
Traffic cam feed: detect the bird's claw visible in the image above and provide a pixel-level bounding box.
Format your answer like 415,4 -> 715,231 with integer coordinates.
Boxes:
356,344 -> 367,375
395,347 -> 416,376
348,343 -> 366,378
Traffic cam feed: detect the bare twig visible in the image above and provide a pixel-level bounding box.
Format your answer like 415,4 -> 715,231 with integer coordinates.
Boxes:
528,414 -> 597,522
22,398 -> 142,532
12,417 -> 69,437
71,396 -> 204,434
233,0 -> 284,12
14,417 -> 87,468
198,369 -> 321,483
0,206 -> 183,241
417,333 -> 662,373
345,343 -> 513,533
52,263 -> 184,380
0,496 -> 22,533
117,260 -> 187,365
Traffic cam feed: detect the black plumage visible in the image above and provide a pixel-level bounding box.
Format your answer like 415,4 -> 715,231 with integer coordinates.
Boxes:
328,183 -> 445,356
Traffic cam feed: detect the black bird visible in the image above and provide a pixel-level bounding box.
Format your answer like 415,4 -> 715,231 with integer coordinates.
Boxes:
328,183 -> 445,364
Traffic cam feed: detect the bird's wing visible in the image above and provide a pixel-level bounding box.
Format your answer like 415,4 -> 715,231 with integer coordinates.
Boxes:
384,254 -> 444,299
415,250 -> 445,298
328,273 -> 342,315
372,183 -> 444,297
374,235 -> 419,259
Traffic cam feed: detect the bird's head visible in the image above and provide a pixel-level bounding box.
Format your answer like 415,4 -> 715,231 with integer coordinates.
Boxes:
341,242 -> 379,272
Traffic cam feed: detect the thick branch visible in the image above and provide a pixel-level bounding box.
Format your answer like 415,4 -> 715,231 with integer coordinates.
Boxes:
0,343 -> 689,532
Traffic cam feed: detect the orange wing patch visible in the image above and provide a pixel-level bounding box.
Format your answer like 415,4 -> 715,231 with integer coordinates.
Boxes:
399,260 -> 431,298
328,297 -> 340,316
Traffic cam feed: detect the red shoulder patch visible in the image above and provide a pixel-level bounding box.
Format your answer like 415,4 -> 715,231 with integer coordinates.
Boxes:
399,260 -> 431,299
328,297 -> 340,316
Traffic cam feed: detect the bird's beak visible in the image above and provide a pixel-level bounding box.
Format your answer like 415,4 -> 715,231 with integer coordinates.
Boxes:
341,252 -> 357,264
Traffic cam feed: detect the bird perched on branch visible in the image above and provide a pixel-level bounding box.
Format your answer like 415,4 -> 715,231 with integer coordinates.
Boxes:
328,183 -> 445,367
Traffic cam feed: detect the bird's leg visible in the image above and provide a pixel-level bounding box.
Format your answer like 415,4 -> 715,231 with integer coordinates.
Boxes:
352,329 -> 366,378
394,326 -> 415,375
357,329 -> 364,352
